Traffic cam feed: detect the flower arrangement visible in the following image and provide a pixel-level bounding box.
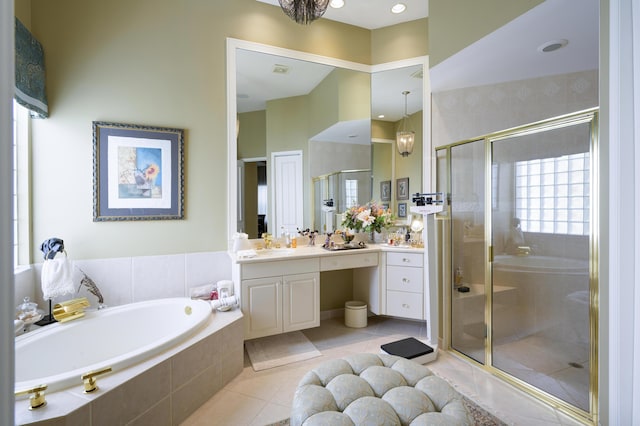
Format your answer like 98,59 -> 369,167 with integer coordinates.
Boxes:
341,201 -> 394,234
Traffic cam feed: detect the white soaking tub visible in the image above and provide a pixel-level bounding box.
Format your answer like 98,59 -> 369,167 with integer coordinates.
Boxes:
15,297 -> 212,393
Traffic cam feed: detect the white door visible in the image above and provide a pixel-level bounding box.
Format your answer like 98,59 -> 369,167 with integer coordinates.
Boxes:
271,151 -> 303,234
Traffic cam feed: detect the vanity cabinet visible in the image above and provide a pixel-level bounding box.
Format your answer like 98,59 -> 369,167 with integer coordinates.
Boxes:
240,258 -> 320,339
231,246 -> 425,340
385,252 -> 424,320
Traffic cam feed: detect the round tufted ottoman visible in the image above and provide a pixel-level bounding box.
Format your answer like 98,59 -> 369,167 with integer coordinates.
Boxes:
290,353 -> 472,426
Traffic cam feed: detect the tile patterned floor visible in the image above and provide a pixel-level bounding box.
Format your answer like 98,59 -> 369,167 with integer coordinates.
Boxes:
180,316 -> 587,426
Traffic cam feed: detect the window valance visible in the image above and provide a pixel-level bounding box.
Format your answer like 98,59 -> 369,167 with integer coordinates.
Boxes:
15,18 -> 48,118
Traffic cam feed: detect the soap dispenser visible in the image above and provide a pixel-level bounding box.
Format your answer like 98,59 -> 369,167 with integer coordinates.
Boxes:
454,267 -> 463,286
281,226 -> 291,248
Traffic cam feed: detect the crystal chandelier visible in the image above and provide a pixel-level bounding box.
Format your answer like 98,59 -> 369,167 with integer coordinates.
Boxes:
278,0 -> 330,25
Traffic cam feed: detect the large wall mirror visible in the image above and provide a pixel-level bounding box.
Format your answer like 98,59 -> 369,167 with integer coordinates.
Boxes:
227,38 -> 428,241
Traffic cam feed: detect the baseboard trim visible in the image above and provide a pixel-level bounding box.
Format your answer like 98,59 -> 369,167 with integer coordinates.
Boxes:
320,308 -> 344,320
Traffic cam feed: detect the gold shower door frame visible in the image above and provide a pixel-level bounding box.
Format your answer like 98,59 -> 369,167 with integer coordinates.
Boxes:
436,108 -> 599,425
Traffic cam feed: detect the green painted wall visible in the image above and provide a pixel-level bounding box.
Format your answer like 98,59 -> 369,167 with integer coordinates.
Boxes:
372,18 -> 428,64
320,270 -> 354,310
394,110 -> 423,199
308,68 -> 370,137
428,0 -> 543,67
372,142 -> 393,202
14,0 -> 30,27
27,0 -> 373,260
238,110 -> 266,159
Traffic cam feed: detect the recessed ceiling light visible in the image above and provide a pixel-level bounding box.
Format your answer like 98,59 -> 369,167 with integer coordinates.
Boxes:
330,0 -> 345,8
537,39 -> 569,53
378,114 -> 385,119
391,3 -> 406,14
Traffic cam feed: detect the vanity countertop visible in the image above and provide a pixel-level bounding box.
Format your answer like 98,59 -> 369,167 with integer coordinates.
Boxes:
229,243 -> 423,264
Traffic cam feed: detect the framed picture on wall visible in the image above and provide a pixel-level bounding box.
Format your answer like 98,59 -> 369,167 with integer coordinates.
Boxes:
396,177 -> 409,200
93,121 -> 185,221
380,180 -> 391,201
398,202 -> 407,218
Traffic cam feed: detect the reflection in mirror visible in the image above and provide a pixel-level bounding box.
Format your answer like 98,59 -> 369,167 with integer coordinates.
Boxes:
371,65 -> 424,220
236,48 -> 370,238
231,39 -> 426,240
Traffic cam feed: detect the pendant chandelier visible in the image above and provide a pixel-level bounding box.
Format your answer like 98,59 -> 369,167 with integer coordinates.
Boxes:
278,0 -> 330,25
396,91 -> 415,157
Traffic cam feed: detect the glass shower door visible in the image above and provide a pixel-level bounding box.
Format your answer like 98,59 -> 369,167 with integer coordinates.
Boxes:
490,120 -> 593,412
449,139 -> 486,364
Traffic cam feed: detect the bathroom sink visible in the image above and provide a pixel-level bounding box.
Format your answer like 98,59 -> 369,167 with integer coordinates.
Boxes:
257,248 -> 295,256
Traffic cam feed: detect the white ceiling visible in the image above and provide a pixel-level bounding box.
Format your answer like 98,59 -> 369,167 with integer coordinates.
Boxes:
256,0 -> 428,30
430,0 -> 599,92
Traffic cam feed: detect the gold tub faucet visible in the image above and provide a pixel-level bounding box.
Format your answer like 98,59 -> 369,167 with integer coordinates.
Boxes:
82,367 -> 113,393
53,297 -> 90,322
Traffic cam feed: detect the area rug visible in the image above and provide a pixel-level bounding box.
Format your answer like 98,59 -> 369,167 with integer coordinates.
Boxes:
265,395 -> 507,425
245,331 -> 322,371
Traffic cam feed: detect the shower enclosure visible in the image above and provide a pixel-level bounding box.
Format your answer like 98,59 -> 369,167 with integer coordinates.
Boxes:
437,109 -> 598,424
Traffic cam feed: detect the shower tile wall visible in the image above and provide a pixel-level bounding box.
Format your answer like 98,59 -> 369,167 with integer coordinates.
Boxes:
14,251 -> 232,309
432,69 -> 598,148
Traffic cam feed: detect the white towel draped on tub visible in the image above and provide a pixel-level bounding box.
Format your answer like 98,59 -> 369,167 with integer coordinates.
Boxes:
41,253 -> 75,300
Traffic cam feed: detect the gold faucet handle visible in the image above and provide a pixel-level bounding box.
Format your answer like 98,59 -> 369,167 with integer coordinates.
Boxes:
15,384 -> 48,410
81,366 -> 112,393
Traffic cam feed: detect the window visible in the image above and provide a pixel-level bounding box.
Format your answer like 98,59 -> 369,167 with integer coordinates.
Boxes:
345,179 -> 358,208
13,101 -> 30,267
515,153 -> 590,235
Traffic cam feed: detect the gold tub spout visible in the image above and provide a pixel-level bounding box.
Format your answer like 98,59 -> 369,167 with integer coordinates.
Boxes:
53,297 -> 90,322
15,384 -> 48,410
515,246 -> 532,256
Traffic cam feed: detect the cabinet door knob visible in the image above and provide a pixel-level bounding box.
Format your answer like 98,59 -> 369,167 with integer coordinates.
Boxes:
402,278 -> 410,283
402,258 -> 410,263
402,303 -> 410,309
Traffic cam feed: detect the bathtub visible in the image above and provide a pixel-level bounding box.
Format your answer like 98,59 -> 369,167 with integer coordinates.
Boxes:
492,254 -> 590,342
493,254 -> 588,274
15,297 -> 212,394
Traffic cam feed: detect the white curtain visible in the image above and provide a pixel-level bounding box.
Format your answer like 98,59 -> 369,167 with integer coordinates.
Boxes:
607,0 -> 640,423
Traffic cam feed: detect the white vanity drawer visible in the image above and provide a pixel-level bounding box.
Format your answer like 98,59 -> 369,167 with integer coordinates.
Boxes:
386,290 -> 423,320
386,252 -> 423,267
386,265 -> 424,293
242,258 -> 319,280
320,252 -> 379,271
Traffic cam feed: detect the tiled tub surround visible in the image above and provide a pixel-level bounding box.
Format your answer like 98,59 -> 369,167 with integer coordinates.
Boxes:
13,251 -> 233,310
15,309 -> 244,426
